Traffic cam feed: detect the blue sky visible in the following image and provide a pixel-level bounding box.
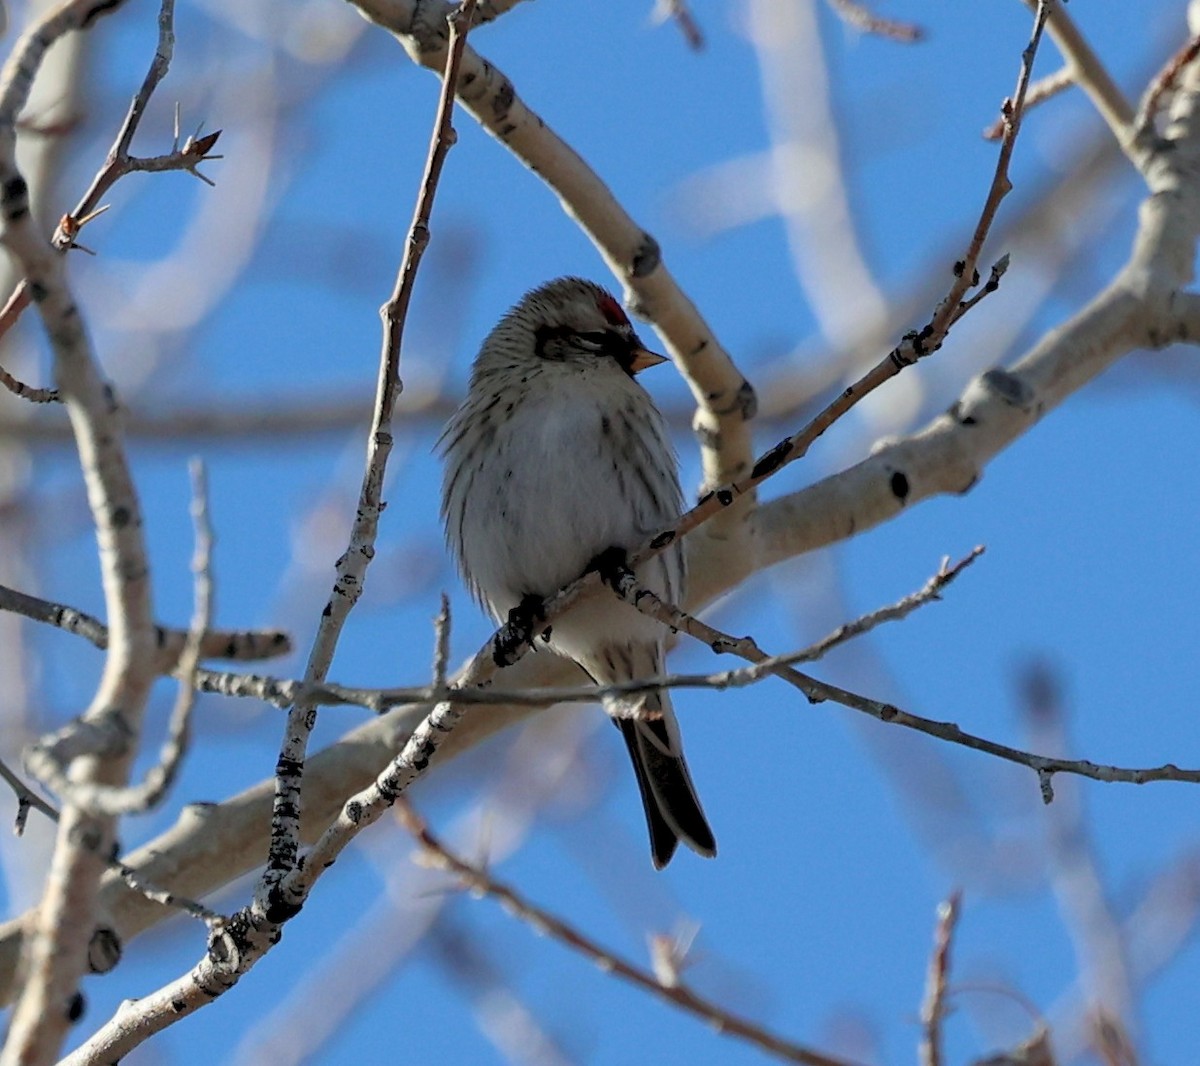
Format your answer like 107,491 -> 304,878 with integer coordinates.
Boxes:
4,1 -> 1198,1063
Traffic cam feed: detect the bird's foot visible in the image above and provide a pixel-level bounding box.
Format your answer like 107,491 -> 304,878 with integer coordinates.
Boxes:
588,546 -> 636,596
493,593 -> 548,667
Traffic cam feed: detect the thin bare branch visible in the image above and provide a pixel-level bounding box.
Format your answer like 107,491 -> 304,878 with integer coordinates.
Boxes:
23,461 -> 214,816
0,582 -> 289,665
984,65 -> 1074,140
0,756 -> 56,832
599,563 -> 1200,796
0,0 -> 159,1059
652,0 -> 705,50
0,0 -> 222,361
56,9 -> 481,1062
920,892 -> 962,1066
395,800 -> 862,1066
259,0 -> 477,923
824,0 -> 923,43
1025,0 -> 1136,155
1134,30 -> 1200,143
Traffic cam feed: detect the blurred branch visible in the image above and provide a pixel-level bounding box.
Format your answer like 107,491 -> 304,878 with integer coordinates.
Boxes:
984,65 -> 1073,139
824,0 -> 923,43
0,755 -> 56,832
920,893 -> 962,1066
0,0 -> 222,373
57,5 -> 480,1061
0,0 -> 161,1060
24,462 -> 215,818
1021,664 -> 1136,1051
1026,0 -> 1136,154
749,0 -> 890,350
395,799 -> 861,1066
652,0 -> 704,50
1134,29 -> 1200,142
0,582 -> 290,665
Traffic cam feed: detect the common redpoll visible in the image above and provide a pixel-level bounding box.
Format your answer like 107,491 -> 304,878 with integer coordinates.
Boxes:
439,277 -> 716,868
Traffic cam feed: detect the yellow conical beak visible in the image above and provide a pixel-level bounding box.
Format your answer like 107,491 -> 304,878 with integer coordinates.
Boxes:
629,347 -> 669,374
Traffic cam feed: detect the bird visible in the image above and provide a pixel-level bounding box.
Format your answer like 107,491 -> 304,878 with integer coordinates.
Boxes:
439,276 -> 716,868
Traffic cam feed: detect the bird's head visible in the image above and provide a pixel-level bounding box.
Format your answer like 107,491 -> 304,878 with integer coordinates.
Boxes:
486,276 -> 668,378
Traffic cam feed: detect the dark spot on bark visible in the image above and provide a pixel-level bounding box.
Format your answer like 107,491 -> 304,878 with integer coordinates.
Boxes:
736,379 -> 758,420
716,488 -> 734,506
111,505 -> 131,528
752,439 -> 792,480
492,79 -> 515,120
890,471 -> 910,502
345,801 -> 362,824
88,926 -> 121,973
263,891 -> 303,924
2,175 -> 27,209
275,755 -> 303,778
691,338 -> 709,356
82,0 -> 121,27
67,991 -> 85,1023
631,233 -> 661,277
953,260 -> 965,277
601,415 -> 611,435
650,530 -> 675,549
981,367 -> 1034,409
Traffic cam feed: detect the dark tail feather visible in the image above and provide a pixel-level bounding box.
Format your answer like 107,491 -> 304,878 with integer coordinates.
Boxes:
617,716 -> 717,869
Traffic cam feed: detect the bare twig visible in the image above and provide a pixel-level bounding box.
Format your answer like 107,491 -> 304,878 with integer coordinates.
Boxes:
0,0 -> 159,1059
0,756 -> 56,832
1134,30 -> 1200,143
824,0 -> 923,43
0,582 -> 289,665
259,0 -> 477,922
1021,664 -> 1135,1045
24,461 -> 214,815
985,66 -> 1074,140
396,800 -> 862,1066
56,9 -> 481,1063
0,0 -> 222,365
432,594 -> 451,690
0,756 -> 220,925
600,563 -> 1200,796
920,893 -> 962,1066
1025,0 -> 1135,154
652,0 -> 705,50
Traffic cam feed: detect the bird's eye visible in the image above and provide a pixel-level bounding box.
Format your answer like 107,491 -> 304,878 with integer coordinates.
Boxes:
574,331 -> 610,351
